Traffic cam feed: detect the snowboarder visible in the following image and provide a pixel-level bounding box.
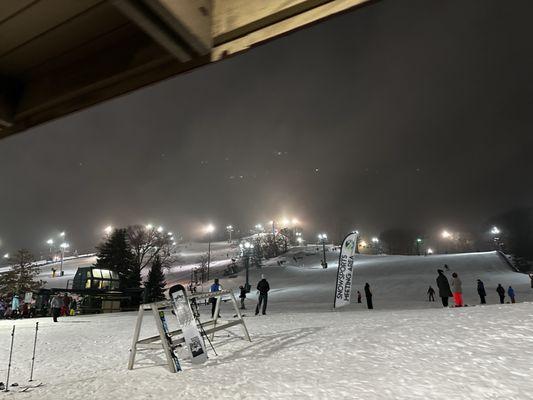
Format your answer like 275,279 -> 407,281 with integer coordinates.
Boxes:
50,294 -> 64,322
436,270 -> 453,307
209,279 -> 222,318
357,291 -> 362,303
364,283 -> 373,309
508,286 -> 516,303
427,286 -> 435,302
255,275 -> 270,315
477,279 -> 487,304
450,272 -> 463,307
239,285 -> 246,309
496,284 -> 505,304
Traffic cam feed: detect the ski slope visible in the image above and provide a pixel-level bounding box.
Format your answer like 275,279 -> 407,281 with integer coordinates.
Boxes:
1,250 -> 533,399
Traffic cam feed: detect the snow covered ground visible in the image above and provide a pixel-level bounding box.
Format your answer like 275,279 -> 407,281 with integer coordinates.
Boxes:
1,249 -> 532,399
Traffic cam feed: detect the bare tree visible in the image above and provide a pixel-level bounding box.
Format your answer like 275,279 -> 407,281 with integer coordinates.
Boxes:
0,249 -> 43,296
127,225 -> 174,271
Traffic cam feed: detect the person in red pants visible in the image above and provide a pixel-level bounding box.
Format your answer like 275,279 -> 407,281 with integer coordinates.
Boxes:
451,272 -> 463,307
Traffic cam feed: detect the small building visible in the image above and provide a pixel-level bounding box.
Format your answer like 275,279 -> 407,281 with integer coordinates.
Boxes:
72,267 -> 120,291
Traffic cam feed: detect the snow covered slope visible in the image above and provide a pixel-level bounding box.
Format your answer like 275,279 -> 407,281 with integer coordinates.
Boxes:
218,249 -> 532,311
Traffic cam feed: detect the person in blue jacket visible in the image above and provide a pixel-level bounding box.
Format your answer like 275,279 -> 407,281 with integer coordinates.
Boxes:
508,286 -> 516,303
11,295 -> 20,319
210,279 -> 222,317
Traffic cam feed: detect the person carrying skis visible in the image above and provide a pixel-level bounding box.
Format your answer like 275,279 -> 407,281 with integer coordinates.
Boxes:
255,275 -> 270,315
239,285 -> 247,309
50,294 -> 64,322
209,278 -> 222,318
508,286 -> 516,303
364,283 -> 373,309
477,279 -> 487,304
436,270 -> 453,307
427,286 -> 435,302
496,284 -> 505,304
450,272 -> 463,307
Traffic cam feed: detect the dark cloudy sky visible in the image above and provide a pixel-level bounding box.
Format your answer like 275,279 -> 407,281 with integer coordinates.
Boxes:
1,0 -> 533,253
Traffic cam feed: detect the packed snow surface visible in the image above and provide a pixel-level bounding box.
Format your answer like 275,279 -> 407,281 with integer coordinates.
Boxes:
1,250 -> 532,399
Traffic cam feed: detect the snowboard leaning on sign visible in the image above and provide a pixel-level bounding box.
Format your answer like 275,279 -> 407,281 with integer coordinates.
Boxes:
168,284 -> 208,364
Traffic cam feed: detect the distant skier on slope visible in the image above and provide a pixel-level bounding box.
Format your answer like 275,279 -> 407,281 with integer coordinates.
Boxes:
357,291 -> 362,303
239,285 -> 246,309
508,286 -> 516,303
477,279 -> 487,304
436,270 -> 453,307
427,286 -> 435,302
450,272 -> 463,307
255,275 -> 270,315
364,283 -> 373,309
496,284 -> 505,304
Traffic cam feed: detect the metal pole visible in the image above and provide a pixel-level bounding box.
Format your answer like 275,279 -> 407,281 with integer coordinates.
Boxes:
29,322 -> 39,381
207,235 -> 211,281
245,253 -> 250,290
322,240 -> 328,268
60,247 -> 64,276
5,325 -> 15,392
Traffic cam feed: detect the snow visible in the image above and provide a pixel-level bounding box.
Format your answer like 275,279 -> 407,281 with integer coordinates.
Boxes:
1,250 -> 533,398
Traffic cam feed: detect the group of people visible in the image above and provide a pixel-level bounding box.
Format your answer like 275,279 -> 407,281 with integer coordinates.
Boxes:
429,267 -> 517,307
50,293 -> 77,322
0,294 -> 37,319
209,275 -> 271,317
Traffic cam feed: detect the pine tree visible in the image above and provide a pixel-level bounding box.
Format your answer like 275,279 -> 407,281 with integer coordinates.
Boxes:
144,255 -> 166,302
95,228 -> 139,288
0,249 -> 43,296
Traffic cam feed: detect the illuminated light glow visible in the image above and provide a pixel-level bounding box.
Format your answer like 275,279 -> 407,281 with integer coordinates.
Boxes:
291,218 -> 299,225
59,231 -> 66,237
226,225 -> 233,231
371,237 -> 379,243
172,242 -> 177,246
491,226 -> 501,235
282,218 -> 290,226
205,224 -> 215,234
3,253 -> 9,259
146,224 -> 153,230
441,230 -> 452,239
427,248 -> 434,254
60,242 -> 70,249
244,242 -> 251,249
416,238 -> 422,243
104,225 -> 113,235
167,232 -> 173,236
297,237 -> 303,244
157,226 -> 164,233
360,240 -> 367,247
46,239 -> 54,245
318,233 -> 328,240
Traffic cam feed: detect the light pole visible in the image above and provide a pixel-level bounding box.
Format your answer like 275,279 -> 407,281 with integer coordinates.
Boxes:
318,233 -> 328,268
240,241 -> 254,292
416,238 -> 422,256
226,225 -> 234,243
46,239 -> 54,259
441,230 -> 452,254
59,242 -> 69,276
269,220 -> 275,235
205,224 -> 215,281
490,226 -> 502,250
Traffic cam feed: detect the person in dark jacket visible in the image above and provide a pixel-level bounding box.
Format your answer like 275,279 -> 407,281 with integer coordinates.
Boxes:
255,275 -> 270,315
239,285 -> 246,309
496,284 -> 505,304
436,270 -> 453,307
427,286 -> 435,302
477,279 -> 487,304
508,286 -> 516,303
364,283 -> 373,309
357,291 -> 362,303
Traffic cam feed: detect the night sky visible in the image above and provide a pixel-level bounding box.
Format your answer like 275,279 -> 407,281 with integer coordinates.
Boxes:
1,0 -> 533,253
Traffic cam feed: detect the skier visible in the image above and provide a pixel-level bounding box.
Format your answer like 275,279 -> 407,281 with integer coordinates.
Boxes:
496,284 -> 505,304
364,283 -> 373,309
50,294 -> 64,322
427,286 -> 435,302
209,278 -> 222,318
477,279 -> 487,304
357,291 -> 362,303
255,275 -> 270,315
11,295 -> 20,319
508,286 -> 516,303
239,285 -> 246,309
450,272 -> 463,307
436,269 -> 453,307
